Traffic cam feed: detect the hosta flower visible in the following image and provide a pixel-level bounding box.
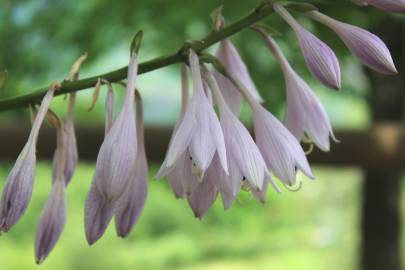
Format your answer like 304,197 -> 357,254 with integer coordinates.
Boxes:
205,69 -> 268,191
115,91 -> 148,238
90,55 -> 138,203
253,104 -> 314,186
0,85 -> 58,232
274,4 -> 341,90
156,65 -> 198,198
255,28 -> 335,151
84,56 -> 138,245
214,39 -> 263,114
35,118 -> 66,264
362,0 -> 405,13
226,73 -> 314,186
307,11 -> 397,74
158,50 -> 228,181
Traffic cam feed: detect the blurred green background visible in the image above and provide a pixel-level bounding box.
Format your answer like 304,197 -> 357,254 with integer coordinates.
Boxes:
0,0 -> 404,269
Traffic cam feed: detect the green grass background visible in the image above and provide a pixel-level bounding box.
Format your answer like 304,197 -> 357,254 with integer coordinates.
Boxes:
2,163 -> 397,270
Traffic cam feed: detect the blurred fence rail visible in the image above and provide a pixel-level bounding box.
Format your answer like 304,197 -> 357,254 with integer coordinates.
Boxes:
0,123 -> 404,169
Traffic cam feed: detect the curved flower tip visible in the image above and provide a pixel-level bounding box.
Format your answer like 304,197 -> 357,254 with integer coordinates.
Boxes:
308,11 -> 397,75
187,163 -> 218,219
84,184 -> 115,245
214,39 -> 263,115
253,105 -> 314,186
35,181 -> 66,264
366,0 -> 405,13
274,4 -> 341,90
0,145 -> 36,232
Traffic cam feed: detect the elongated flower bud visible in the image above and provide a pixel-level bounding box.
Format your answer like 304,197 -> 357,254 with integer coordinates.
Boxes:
91,56 -> 138,202
0,84 -> 58,232
274,4 -> 341,90
35,112 -> 67,264
214,39 -> 263,115
364,0 -> 405,13
35,180 -> 66,264
307,11 -> 397,75
114,90 -> 148,238
52,93 -> 78,185
255,28 -> 335,151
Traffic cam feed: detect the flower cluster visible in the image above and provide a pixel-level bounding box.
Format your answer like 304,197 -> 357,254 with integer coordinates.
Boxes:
0,0 -> 401,264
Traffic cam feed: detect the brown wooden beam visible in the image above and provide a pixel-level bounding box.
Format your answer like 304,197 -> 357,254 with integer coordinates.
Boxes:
0,123 -> 404,169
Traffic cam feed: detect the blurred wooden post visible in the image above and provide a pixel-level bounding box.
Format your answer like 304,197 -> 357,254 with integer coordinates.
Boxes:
362,19 -> 404,270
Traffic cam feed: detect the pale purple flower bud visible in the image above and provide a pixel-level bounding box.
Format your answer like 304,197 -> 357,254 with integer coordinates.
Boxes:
52,94 -> 78,185
114,91 -> 148,238
364,0 -> 405,13
91,56 -> 138,202
274,4 -> 341,90
252,104 -> 314,186
0,86 -> 57,232
308,11 -> 397,75
34,180 -> 66,264
35,115 -> 66,264
84,183 -> 115,245
187,163 -> 218,219
256,30 -> 335,151
159,50 -> 228,179
214,39 -> 263,114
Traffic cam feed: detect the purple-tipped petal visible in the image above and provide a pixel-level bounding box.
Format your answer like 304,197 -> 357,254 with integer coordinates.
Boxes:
308,11 -> 397,74
84,183 -> 115,245
35,181 -> 66,264
274,4 -> 341,90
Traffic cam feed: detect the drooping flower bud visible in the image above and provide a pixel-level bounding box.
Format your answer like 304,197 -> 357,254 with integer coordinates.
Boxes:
254,28 -> 335,151
35,114 -> 67,264
307,10 -> 397,75
0,83 -> 59,232
274,4 -> 341,90
114,90 -> 148,238
90,55 -> 138,203
212,11 -> 262,115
